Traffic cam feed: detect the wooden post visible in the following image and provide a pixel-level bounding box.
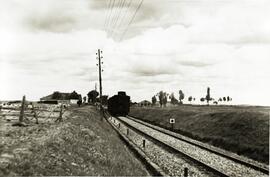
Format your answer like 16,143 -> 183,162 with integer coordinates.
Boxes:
31,102 -> 38,124
184,167 -> 188,177
19,95 -> 26,122
118,123 -> 120,128
143,139 -> 146,148
127,128 -> 129,136
56,104 -> 63,122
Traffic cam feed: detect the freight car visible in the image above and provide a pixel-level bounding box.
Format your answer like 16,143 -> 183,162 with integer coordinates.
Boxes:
108,91 -> 130,116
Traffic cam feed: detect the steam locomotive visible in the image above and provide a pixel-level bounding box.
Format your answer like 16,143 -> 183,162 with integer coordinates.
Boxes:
108,91 -> 130,116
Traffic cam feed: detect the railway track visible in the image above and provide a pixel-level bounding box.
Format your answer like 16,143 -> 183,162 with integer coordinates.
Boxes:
127,115 -> 269,174
107,115 -> 268,177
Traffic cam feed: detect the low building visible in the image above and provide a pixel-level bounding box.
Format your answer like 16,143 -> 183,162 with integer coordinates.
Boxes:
138,100 -> 152,107
40,91 -> 82,104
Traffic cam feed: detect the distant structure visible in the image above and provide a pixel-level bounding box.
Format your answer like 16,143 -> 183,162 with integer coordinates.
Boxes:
40,91 -> 82,104
138,100 -> 151,107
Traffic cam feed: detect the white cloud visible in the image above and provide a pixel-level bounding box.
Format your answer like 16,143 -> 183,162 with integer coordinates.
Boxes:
0,0 -> 269,106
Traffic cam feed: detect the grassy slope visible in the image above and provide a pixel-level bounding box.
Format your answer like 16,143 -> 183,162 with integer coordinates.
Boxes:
1,106 -> 148,176
130,105 -> 269,164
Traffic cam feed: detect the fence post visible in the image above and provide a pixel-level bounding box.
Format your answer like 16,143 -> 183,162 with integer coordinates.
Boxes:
184,167 -> 188,177
143,139 -> 146,148
19,95 -> 26,123
127,129 -> 129,136
31,102 -> 38,124
59,104 -> 63,122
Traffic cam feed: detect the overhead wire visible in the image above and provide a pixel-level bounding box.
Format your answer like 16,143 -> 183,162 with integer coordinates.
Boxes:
106,0 -> 116,37
103,0 -> 112,32
119,0 -> 144,41
108,0 -> 126,38
112,0 -> 132,40
107,0 -> 120,36
109,0 -> 127,38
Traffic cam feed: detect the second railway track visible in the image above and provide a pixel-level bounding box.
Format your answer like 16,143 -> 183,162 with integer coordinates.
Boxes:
107,115 -> 268,177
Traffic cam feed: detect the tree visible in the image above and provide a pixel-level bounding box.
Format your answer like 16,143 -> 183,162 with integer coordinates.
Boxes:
205,87 -> 211,105
87,90 -> 99,104
157,91 -> 164,107
152,96 -> 157,106
77,100 -> 82,107
179,90 -> 185,104
227,96 -> 230,102
169,93 -> 178,105
200,97 -> 205,103
101,95 -> 108,105
83,96 -> 86,103
163,94 -> 168,107
157,91 -> 168,107
218,98 -> 222,102
188,96 -> 193,104
223,97 -> 226,101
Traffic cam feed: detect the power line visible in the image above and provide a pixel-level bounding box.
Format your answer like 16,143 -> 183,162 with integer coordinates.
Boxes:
119,0 -> 144,41
112,0 -> 132,39
109,0 -> 123,37
103,0 -> 113,31
108,0 -> 124,38
109,0 -> 127,38
106,0 -> 116,36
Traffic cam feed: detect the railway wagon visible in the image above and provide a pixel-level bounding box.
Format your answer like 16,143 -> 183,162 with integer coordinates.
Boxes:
108,91 -> 130,116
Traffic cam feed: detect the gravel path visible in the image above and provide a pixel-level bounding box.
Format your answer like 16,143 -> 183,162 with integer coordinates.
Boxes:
108,117 -> 217,177
118,116 -> 267,177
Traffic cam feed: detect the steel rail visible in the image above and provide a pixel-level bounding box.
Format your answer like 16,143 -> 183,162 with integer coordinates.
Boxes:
112,115 -> 230,177
126,115 -> 269,175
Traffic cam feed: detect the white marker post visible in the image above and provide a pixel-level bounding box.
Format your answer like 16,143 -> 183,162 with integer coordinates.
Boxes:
169,118 -> 175,130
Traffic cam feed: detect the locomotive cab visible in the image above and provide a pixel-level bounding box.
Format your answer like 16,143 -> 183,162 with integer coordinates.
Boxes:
108,91 -> 130,116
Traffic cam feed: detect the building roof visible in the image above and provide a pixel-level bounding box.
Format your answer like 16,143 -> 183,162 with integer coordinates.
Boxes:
40,91 -> 81,101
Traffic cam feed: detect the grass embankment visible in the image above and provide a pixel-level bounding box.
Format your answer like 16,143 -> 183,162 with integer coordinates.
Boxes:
0,106 -> 148,176
130,105 -> 269,164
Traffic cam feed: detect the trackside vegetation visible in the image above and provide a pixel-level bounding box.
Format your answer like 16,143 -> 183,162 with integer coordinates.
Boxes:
0,106 -> 148,176
130,105 -> 269,164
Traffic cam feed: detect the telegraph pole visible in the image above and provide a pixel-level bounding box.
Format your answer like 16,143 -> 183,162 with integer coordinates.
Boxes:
96,49 -> 103,114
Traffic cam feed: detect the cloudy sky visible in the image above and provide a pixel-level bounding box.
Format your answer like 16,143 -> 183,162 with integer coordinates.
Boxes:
0,0 -> 270,105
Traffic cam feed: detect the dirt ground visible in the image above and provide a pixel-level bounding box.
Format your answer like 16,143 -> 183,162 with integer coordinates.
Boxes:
0,106 -> 148,176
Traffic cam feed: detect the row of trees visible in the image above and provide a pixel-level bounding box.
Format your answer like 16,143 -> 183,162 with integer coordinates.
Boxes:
151,87 -> 232,107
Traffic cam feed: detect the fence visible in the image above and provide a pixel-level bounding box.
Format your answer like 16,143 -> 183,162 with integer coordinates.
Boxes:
0,95 -> 67,126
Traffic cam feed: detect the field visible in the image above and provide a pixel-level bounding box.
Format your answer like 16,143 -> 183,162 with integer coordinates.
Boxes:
130,105 -> 269,164
0,105 -> 148,176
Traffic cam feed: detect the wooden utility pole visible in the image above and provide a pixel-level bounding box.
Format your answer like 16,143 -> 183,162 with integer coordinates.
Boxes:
96,49 -> 103,104
96,49 -> 104,118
